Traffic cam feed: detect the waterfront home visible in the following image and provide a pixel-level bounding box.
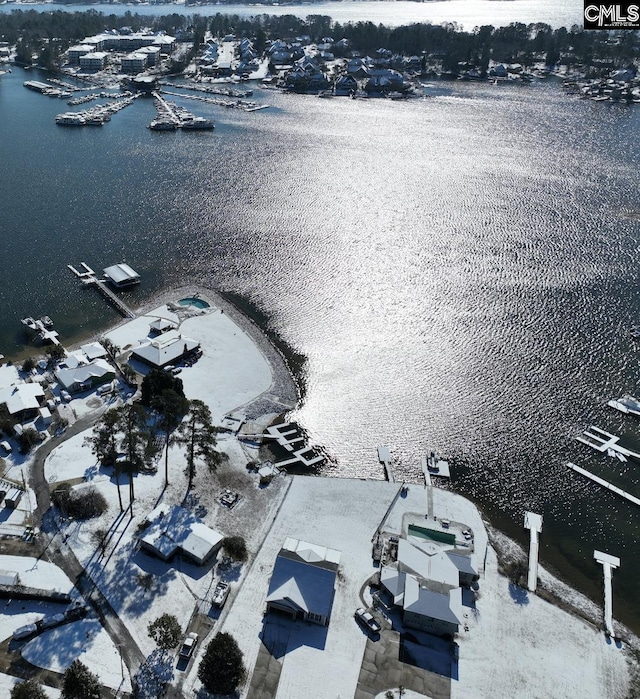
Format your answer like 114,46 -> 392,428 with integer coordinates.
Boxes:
55,358 -> 115,394
334,74 -> 358,96
0,383 -> 45,422
364,69 -> 411,94
379,532 -> 477,637
265,537 -> 341,626
131,329 -> 199,369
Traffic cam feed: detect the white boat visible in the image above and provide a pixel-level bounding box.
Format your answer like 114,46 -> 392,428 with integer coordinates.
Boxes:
181,117 -> 215,130
21,317 -> 38,331
607,395 -> 640,417
211,580 -> 229,608
148,119 -> 178,131
39,316 -> 53,328
55,112 -> 86,126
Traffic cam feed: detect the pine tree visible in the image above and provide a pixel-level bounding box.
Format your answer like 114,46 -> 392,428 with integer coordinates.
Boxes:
148,613 -> 182,650
10,678 -> 47,699
198,632 -> 246,696
61,660 -> 101,699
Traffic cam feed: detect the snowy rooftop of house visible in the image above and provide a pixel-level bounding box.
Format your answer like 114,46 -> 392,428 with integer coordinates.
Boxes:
403,575 -> 463,625
55,359 -> 113,390
398,537 -> 459,589
266,552 -> 338,619
139,504 -> 223,563
80,342 -> 108,361
281,536 -> 341,570
149,318 -> 176,333
0,383 -> 44,415
103,263 -> 139,285
132,330 -> 199,368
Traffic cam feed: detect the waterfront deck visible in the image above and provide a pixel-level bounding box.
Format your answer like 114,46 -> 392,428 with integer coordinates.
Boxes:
68,263 -> 136,319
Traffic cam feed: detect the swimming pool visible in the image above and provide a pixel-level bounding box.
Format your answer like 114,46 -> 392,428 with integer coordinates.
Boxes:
178,297 -> 210,309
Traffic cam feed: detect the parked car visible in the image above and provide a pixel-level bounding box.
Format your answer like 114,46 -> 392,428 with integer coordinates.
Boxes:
0,440 -> 12,454
179,632 -> 198,659
60,390 -> 72,403
354,607 -> 381,634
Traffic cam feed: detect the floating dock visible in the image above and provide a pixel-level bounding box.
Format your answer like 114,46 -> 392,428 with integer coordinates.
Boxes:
68,263 -> 136,319
567,462 -> 640,507
576,425 -> 640,460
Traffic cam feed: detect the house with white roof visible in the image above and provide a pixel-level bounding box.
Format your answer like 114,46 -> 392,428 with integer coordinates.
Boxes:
266,537 -> 341,626
379,534 -> 477,637
131,330 -> 199,368
55,358 -> 115,394
0,383 -> 45,421
139,504 -> 223,566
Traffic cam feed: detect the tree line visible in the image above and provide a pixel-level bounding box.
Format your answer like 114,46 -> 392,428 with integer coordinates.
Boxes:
2,9 -> 639,73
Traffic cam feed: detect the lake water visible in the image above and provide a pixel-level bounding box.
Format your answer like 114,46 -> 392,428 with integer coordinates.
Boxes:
0,0 -> 584,30
2,56 -> 640,633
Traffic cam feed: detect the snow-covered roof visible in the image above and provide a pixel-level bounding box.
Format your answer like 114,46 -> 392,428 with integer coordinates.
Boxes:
380,566 -> 405,605
139,505 -> 223,565
0,570 -> 19,586
403,575 -> 463,625
397,538 -> 459,589
55,359 -> 114,391
131,330 -> 199,368
103,263 -> 140,285
280,537 -> 341,570
266,554 -> 337,619
0,383 -> 44,415
81,342 -> 108,361
149,318 -> 176,333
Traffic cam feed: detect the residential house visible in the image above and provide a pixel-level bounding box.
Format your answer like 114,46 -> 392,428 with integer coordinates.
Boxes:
266,537 -> 341,626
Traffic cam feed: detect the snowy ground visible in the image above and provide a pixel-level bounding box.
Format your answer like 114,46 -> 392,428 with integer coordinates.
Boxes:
104,301 -> 274,424
3,291 -> 638,698
201,476 -> 634,699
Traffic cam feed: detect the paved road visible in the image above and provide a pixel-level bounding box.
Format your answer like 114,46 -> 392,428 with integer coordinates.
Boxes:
27,402 -> 147,694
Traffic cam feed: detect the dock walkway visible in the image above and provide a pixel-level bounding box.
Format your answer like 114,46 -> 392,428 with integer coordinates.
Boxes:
567,462 -> 640,507
68,263 -> 136,319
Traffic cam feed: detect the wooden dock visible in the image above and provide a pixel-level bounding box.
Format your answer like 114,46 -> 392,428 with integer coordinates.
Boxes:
567,462 -> 640,507
68,263 -> 136,319
377,446 -> 395,483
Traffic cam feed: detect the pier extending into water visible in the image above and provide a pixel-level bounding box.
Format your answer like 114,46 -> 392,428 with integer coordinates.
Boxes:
68,263 -> 136,319
524,511 -> 543,592
377,446 -> 395,483
594,550 -> 620,638
567,462 -> 640,507
576,425 -> 640,460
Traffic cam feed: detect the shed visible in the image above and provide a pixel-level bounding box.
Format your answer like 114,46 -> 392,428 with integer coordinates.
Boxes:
5,489 -> 23,508
0,570 -> 20,586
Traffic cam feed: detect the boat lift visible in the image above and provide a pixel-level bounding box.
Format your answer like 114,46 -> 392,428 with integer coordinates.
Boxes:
576,425 -> 640,460
68,263 -> 136,319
